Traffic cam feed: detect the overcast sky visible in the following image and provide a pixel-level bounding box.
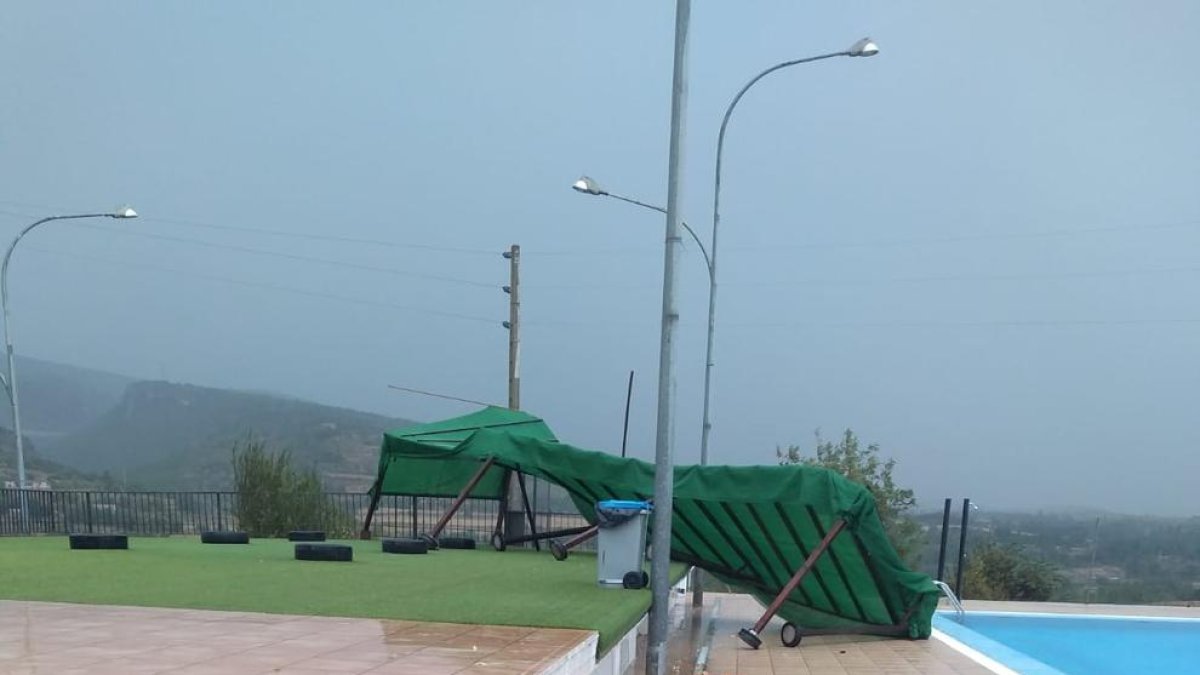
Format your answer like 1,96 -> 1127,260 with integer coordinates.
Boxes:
2,2 -> 1197,515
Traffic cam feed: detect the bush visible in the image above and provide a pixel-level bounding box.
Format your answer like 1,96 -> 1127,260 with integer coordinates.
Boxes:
231,439 -> 351,537
963,542 -> 1061,601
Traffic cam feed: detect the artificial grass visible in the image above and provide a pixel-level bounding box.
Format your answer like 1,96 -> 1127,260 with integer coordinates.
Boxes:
0,536 -> 686,655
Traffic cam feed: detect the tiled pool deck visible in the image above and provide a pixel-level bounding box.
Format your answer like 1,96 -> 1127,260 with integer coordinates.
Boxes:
681,593 -> 992,675
0,600 -> 593,674
7,594 -> 1198,674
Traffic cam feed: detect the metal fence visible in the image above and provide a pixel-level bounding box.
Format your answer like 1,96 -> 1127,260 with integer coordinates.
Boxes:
0,485 -> 591,549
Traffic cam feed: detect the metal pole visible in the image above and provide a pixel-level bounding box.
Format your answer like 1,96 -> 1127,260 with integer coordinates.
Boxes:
936,497 -> 952,581
3,212 -> 131,531
620,370 -> 634,458
647,1 -> 689,673
955,498 -> 971,597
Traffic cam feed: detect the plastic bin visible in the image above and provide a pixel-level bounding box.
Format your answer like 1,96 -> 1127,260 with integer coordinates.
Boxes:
595,499 -> 652,588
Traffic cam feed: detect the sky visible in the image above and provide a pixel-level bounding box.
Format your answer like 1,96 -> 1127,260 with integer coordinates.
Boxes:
1,2 -> 1197,515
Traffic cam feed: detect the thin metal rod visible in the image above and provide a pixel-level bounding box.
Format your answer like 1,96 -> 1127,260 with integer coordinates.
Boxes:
936,498 -> 952,581
955,498 -> 971,597
427,456 -> 497,540
647,0 -> 689,672
620,370 -> 634,458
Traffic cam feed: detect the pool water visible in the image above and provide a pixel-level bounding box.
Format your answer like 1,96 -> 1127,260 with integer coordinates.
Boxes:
934,611 -> 1200,674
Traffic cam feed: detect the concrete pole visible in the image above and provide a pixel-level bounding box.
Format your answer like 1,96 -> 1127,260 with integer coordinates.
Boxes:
502,245 -> 526,540
646,1 -> 690,673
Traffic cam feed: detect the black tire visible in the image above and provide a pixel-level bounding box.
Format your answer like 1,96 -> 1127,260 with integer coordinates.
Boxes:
737,628 -> 762,650
437,536 -> 476,550
780,622 -> 802,648
201,530 -> 249,545
491,533 -> 507,552
550,540 -> 568,561
418,534 -> 439,550
382,538 -> 428,555
69,534 -> 128,550
622,571 -> 647,589
294,543 -> 353,562
288,530 -> 326,542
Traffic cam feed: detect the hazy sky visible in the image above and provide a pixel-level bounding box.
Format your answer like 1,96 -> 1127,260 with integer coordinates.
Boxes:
2,2 -> 1197,515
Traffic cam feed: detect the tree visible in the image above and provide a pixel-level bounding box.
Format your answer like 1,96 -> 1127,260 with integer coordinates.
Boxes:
963,542 -> 1060,601
231,439 -> 350,537
777,429 -> 923,565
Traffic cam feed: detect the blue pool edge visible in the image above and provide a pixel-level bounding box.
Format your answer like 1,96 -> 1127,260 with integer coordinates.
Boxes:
932,611 -> 1065,675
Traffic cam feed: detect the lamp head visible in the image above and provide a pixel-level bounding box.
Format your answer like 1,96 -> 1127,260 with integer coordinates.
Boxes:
848,37 -> 879,57
571,176 -> 606,196
112,205 -> 138,219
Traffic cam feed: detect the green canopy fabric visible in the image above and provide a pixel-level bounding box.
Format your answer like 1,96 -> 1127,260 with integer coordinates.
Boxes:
372,407 -> 555,498
370,408 -> 939,639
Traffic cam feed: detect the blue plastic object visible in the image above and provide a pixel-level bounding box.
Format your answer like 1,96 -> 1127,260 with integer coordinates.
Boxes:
597,499 -> 651,511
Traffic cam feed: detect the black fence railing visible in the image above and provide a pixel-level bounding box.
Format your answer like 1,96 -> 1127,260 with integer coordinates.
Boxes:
0,487 -> 592,550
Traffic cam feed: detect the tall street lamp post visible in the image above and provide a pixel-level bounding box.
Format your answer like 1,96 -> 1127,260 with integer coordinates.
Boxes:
572,36 -> 879,608
3,206 -> 139,529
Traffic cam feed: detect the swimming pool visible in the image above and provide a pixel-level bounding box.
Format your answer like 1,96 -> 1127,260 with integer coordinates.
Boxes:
933,611 -> 1200,674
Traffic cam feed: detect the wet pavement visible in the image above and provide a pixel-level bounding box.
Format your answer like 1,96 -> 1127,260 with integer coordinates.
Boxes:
0,600 -> 594,674
661,593 -> 993,675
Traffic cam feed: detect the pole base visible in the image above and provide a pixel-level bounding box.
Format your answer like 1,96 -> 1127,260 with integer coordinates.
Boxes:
737,628 -> 762,650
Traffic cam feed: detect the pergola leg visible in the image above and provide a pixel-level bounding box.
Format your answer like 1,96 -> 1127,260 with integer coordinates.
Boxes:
425,456 -> 497,544
517,472 -> 540,550
550,524 -> 600,561
359,482 -> 384,540
738,519 -> 847,649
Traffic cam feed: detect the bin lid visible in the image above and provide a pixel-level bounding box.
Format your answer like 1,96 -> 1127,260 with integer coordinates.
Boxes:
597,499 -> 651,511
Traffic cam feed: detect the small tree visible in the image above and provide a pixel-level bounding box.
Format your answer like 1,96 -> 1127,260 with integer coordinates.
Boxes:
232,439 -> 349,537
963,542 -> 1060,601
778,429 -> 923,565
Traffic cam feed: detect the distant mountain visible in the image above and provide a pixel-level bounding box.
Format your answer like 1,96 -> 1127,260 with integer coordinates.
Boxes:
42,381 -> 415,491
0,429 -> 111,489
8,356 -> 134,438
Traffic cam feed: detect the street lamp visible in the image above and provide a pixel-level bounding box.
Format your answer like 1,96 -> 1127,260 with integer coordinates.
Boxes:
2,206 -> 138,529
572,176 -> 712,276
572,36 -> 879,608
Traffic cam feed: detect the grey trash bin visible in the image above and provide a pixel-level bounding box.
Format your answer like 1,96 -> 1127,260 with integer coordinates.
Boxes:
595,499 -> 652,588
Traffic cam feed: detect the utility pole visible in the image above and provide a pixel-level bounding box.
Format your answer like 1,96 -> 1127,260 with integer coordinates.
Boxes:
648,1 -> 690,673
502,244 -> 525,541
503,245 -> 520,410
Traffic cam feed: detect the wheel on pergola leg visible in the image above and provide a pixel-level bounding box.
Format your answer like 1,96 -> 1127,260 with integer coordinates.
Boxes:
780,622 -> 802,648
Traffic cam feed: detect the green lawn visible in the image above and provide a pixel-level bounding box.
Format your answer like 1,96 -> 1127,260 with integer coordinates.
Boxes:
0,536 -> 686,654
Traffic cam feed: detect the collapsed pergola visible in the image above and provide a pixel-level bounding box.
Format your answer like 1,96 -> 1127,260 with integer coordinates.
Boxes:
362,407 -> 939,647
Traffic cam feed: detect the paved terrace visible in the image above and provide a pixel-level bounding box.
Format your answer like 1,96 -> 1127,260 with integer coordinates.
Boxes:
0,600 -> 594,674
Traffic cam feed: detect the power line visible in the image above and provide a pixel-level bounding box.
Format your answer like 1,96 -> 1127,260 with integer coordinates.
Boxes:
522,316 -> 1200,329
527,216 -> 1200,257
386,384 -> 494,403
141,214 -> 499,256
22,245 -> 499,325
68,222 -> 499,290
524,261 -> 1200,291
0,200 -> 499,255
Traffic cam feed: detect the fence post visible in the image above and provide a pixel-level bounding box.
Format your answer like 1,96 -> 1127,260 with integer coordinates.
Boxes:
410,495 -> 417,538
217,493 -> 224,531
85,492 -> 94,533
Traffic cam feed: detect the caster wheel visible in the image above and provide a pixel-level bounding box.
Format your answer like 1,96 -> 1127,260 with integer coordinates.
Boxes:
780,622 -> 802,648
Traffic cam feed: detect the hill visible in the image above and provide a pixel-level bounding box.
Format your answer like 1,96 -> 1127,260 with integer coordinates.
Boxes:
7,356 -> 134,439
41,381 -> 414,491
0,429 -> 111,489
